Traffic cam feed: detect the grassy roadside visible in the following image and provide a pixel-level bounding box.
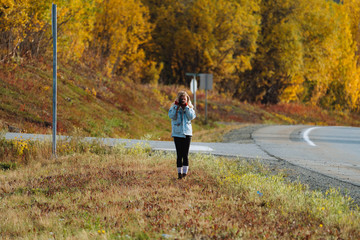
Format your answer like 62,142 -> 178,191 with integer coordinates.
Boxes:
0,139 -> 359,239
1,60 -> 360,142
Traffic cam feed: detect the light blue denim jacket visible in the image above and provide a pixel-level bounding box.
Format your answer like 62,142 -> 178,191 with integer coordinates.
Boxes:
168,105 -> 196,138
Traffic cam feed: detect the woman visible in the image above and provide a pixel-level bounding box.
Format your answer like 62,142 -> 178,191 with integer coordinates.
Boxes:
168,91 -> 196,179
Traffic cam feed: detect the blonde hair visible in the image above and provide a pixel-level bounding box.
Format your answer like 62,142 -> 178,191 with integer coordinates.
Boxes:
172,91 -> 193,108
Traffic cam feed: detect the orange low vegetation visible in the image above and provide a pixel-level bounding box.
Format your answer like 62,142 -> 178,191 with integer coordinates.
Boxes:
2,60 -> 360,141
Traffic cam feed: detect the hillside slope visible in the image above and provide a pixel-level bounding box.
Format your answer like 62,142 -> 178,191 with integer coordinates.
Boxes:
1,60 -> 360,141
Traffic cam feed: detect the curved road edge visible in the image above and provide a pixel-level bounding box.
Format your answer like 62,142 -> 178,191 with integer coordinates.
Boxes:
251,125 -> 360,206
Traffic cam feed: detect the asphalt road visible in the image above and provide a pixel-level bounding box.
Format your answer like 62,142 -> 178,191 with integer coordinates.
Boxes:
252,125 -> 360,187
4,125 -> 360,187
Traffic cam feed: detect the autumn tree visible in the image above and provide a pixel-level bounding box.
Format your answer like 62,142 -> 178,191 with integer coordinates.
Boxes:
237,0 -> 306,104
143,0 -> 260,89
0,0 -> 94,61
237,0 -> 360,110
301,0 -> 359,110
88,0 -> 155,81
343,0 -> 360,65
1,0 -> 32,61
334,0 -> 360,110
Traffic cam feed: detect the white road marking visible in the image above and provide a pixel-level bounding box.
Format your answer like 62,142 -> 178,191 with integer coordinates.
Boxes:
154,145 -> 214,152
190,145 -> 214,151
303,127 -> 319,147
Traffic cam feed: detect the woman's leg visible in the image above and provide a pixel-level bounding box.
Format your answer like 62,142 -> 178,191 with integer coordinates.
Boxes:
182,136 -> 191,176
174,137 -> 184,168
182,136 -> 191,166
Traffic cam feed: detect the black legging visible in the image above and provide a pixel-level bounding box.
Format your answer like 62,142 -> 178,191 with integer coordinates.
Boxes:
174,136 -> 192,168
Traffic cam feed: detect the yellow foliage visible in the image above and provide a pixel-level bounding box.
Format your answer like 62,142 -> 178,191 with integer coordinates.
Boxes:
91,88 -> 97,97
1,0 -> 360,111
280,75 -> 305,103
0,0 -> 30,59
146,0 -> 260,86
12,138 -> 30,156
90,0 -> 152,80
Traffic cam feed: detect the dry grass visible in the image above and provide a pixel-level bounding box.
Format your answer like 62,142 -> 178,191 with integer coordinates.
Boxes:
0,141 -> 359,239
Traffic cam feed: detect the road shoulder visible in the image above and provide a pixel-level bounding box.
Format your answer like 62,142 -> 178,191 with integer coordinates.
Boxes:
223,124 -> 360,207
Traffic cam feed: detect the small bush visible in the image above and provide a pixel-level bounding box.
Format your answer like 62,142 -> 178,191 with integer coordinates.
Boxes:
0,136 -> 37,165
0,162 -> 17,170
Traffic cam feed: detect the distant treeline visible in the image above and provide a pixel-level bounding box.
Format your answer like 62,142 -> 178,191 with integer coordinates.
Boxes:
1,0 -> 360,110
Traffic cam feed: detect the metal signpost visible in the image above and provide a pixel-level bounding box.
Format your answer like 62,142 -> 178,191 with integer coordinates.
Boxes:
199,73 -> 213,124
186,73 -> 198,109
190,77 -> 197,108
52,3 -> 57,157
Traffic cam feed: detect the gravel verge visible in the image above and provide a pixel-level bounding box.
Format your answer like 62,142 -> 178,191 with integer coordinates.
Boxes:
223,125 -> 360,207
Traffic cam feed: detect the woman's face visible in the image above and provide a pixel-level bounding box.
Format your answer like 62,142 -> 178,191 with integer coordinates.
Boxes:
179,95 -> 187,103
